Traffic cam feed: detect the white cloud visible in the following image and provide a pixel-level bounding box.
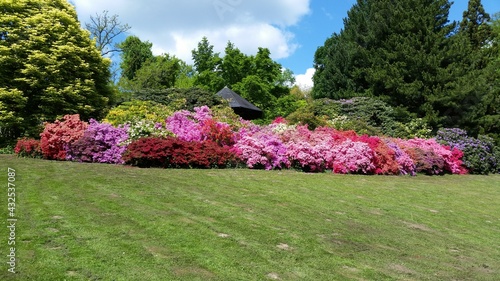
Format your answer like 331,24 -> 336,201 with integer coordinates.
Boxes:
71,0 -> 310,63
294,67 -> 315,90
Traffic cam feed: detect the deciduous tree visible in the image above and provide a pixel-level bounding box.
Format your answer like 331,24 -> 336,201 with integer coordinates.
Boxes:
0,0 -> 114,143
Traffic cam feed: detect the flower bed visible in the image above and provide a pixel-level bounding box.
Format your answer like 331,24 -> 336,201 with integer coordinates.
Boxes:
14,106 -> 495,175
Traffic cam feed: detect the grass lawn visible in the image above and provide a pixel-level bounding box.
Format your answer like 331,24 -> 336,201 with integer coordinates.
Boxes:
1,154 -> 499,280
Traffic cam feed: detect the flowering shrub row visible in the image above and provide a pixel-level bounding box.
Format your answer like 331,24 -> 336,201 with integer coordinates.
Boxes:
14,107 -> 490,176
233,122 -> 464,175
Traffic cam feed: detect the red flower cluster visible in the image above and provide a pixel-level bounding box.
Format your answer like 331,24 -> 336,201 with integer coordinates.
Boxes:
39,114 -> 88,160
14,138 -> 42,158
123,137 -> 239,168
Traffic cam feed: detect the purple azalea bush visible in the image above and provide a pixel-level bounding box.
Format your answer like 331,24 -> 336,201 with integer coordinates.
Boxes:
436,128 -> 499,174
66,119 -> 129,164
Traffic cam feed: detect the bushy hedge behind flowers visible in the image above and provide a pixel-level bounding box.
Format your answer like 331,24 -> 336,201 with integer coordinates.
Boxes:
16,106 -> 499,175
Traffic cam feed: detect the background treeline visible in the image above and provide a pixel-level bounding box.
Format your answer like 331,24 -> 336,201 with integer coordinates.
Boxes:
313,0 -> 500,143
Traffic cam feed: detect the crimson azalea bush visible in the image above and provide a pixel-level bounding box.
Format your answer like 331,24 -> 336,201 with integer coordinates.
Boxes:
123,137 -> 239,168
40,114 -> 88,160
66,119 -> 129,164
14,138 -> 42,158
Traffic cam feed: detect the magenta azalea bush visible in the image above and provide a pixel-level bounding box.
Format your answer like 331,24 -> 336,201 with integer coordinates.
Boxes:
21,106 -> 480,175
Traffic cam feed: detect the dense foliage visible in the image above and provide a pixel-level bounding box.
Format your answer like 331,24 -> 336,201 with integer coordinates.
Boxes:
0,0 -> 114,145
312,0 -> 499,142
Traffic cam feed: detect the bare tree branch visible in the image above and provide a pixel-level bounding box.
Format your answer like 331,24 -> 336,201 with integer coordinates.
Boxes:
85,10 -> 131,57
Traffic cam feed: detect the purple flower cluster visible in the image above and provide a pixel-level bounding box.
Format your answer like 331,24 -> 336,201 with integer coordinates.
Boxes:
66,119 -> 129,164
436,128 -> 499,174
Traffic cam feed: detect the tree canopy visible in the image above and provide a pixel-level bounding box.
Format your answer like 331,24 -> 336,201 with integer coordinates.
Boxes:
190,37 -> 296,118
0,0 -> 114,144
312,0 -> 499,140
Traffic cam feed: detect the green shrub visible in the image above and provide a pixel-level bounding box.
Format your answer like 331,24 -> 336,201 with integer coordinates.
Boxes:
0,145 -> 14,154
104,100 -> 174,126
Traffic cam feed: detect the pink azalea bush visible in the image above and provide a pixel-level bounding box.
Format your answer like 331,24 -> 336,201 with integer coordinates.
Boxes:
331,140 -> 376,174
397,138 -> 465,174
166,106 -> 237,145
233,128 -> 290,170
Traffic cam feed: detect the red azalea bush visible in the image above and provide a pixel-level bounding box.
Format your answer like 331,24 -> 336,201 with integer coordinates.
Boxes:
123,137 -> 239,168
14,138 -> 42,158
354,135 -> 400,175
40,115 -> 88,160
201,119 -> 235,146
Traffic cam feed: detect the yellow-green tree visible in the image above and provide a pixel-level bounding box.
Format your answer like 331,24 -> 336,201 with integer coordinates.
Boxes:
0,0 -> 114,144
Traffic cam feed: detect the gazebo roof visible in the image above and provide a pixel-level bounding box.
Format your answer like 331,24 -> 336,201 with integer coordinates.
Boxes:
216,86 -> 262,120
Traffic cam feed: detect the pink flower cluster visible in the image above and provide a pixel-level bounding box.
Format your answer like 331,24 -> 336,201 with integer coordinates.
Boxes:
233,124 -> 465,175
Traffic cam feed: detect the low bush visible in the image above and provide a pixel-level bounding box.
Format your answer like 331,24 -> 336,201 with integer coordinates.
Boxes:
436,128 -> 499,174
14,138 -> 42,158
66,120 -> 129,164
123,137 -> 239,168
40,115 -> 88,160
0,145 -> 15,154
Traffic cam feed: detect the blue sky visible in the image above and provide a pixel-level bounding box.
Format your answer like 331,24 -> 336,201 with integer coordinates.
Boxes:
71,0 -> 500,89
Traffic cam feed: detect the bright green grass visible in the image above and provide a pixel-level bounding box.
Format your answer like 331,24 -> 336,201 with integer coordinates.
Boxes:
1,154 -> 499,280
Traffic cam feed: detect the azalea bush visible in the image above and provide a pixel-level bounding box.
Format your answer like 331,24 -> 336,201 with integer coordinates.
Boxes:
14,138 -> 42,158
40,114 -> 88,160
233,130 -> 290,170
436,128 -> 499,174
126,119 -> 172,142
123,137 -> 239,168
166,106 -> 237,145
396,138 -> 465,175
66,120 -> 129,164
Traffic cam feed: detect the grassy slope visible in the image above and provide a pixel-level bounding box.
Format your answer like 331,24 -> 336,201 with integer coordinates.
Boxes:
0,155 -> 499,280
